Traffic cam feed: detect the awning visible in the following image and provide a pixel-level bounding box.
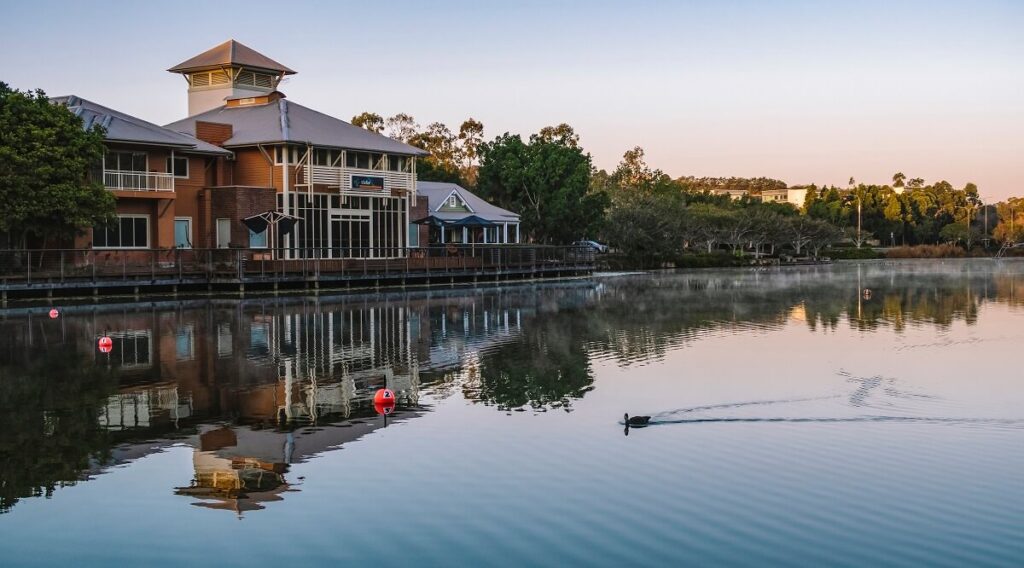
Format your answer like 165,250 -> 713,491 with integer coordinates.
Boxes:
242,211 -> 301,235
449,215 -> 497,228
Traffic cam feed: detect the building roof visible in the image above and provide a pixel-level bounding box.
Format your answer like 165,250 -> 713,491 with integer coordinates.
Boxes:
52,95 -> 231,156
417,182 -> 520,223
164,99 -> 428,156
168,39 -> 296,75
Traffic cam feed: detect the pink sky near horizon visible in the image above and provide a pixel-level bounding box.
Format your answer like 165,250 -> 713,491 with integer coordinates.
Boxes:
1,0 -> 1021,200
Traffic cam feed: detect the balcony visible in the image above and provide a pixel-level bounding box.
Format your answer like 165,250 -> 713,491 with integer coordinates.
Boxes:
103,170 -> 175,192
302,165 -> 414,195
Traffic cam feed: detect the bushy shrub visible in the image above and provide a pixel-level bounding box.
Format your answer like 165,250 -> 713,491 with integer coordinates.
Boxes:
886,244 -> 966,258
827,247 -> 882,259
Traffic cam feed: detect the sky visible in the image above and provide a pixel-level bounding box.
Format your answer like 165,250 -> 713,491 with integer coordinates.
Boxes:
1,0 -> 1022,199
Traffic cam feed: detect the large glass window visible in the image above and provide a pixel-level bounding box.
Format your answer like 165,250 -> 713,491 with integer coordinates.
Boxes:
166,156 -> 189,178
94,215 -> 149,248
105,151 -> 146,172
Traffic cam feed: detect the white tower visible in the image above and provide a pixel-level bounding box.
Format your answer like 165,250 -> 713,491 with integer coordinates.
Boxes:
168,39 -> 295,116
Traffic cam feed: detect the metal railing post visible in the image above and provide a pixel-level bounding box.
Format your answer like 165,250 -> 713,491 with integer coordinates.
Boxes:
26,251 -> 31,283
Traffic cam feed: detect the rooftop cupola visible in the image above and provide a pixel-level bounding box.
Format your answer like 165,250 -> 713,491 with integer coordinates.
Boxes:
168,39 -> 296,116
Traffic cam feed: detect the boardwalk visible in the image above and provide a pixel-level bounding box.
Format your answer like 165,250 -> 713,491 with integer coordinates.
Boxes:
0,245 -> 595,302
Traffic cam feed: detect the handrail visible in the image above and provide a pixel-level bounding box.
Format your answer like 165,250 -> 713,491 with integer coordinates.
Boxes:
103,169 -> 175,192
0,245 -> 595,286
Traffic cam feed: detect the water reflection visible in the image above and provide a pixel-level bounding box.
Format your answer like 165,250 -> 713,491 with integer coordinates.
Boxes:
1,260 -> 1024,516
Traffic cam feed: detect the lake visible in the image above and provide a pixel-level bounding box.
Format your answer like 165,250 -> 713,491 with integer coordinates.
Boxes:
1,260 -> 1022,567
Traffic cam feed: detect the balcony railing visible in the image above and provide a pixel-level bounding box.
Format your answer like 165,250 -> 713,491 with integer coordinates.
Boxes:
302,166 -> 414,194
103,170 -> 175,192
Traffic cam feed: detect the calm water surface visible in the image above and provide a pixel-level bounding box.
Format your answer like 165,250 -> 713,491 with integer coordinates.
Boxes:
1,260 -> 1022,566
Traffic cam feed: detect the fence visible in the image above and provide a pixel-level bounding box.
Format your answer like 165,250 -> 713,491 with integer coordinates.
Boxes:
0,245 -> 596,287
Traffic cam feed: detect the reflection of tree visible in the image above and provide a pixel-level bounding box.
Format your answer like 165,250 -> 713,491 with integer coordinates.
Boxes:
467,311 -> 594,410
0,349 -> 117,513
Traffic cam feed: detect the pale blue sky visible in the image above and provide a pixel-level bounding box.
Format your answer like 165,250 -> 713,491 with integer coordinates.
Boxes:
2,0 -> 1021,198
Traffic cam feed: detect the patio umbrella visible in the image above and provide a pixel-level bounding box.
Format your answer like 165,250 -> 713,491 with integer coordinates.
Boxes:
411,214 -> 450,227
242,211 -> 301,257
448,215 -> 496,228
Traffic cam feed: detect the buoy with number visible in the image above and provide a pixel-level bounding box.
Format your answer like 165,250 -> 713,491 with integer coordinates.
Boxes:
373,388 -> 396,415
98,336 -> 113,353
373,388 -> 395,405
49,308 -> 59,319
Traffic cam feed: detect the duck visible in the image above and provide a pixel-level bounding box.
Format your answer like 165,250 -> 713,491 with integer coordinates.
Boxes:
624,413 -> 651,426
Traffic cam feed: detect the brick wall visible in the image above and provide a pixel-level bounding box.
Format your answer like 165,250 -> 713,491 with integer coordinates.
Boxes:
206,186 -> 278,248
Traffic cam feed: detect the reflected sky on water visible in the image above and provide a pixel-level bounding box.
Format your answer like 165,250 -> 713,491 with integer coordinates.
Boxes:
1,260 -> 1023,566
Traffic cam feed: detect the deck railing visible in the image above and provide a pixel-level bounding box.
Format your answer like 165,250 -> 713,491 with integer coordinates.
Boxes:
302,165 -> 414,193
0,245 -> 595,287
103,169 -> 175,192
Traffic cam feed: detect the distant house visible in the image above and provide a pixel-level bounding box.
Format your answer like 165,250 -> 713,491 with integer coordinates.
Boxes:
415,182 -> 521,245
712,187 -> 808,208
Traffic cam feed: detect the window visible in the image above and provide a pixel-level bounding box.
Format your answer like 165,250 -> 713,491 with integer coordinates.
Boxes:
313,148 -> 340,166
388,155 -> 407,172
174,218 -> 192,249
249,228 -> 268,248
274,146 -> 301,165
94,215 -> 149,248
217,322 -> 233,358
176,324 -> 195,361
408,223 -> 419,247
346,151 -> 371,169
448,195 -> 458,208
236,69 -> 274,89
216,218 -> 231,249
166,156 -> 189,178
105,151 -> 146,172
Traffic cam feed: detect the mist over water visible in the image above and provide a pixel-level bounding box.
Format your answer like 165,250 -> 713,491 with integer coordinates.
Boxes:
1,260 -> 1022,566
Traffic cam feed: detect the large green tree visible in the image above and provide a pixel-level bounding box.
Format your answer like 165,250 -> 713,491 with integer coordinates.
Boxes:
476,127 -> 608,243
0,83 -> 115,248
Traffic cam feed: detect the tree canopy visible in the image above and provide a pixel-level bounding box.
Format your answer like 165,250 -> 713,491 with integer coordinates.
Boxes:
0,83 -> 115,247
476,126 -> 608,244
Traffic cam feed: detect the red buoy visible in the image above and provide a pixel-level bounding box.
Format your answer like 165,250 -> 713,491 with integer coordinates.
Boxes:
98,336 -> 113,353
374,400 -> 396,416
49,309 -> 59,319
373,388 -> 395,405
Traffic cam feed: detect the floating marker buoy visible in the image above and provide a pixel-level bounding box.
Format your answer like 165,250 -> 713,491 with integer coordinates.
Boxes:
98,336 -> 113,353
374,401 -> 396,416
373,388 -> 395,405
49,309 -> 59,319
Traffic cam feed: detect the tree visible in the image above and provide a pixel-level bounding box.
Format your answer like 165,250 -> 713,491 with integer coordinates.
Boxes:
536,123 -> 580,149
602,193 -> 684,267
458,118 -> 484,186
385,113 -> 419,142
684,203 -> 733,254
892,172 -> 906,188
350,111 -> 384,134
785,216 -> 832,256
476,129 -> 608,244
0,83 -> 115,248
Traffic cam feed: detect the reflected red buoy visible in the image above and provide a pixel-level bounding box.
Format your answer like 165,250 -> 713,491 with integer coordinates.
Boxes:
374,400 -> 396,415
98,336 -> 113,353
49,309 -> 59,319
373,388 -> 395,405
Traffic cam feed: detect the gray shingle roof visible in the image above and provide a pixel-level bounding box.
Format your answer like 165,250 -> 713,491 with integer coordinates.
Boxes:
164,98 -> 428,156
417,181 -> 520,223
168,39 -> 296,75
52,95 -> 231,156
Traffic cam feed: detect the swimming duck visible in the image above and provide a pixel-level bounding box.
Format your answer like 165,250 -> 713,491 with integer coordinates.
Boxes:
624,413 -> 651,426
